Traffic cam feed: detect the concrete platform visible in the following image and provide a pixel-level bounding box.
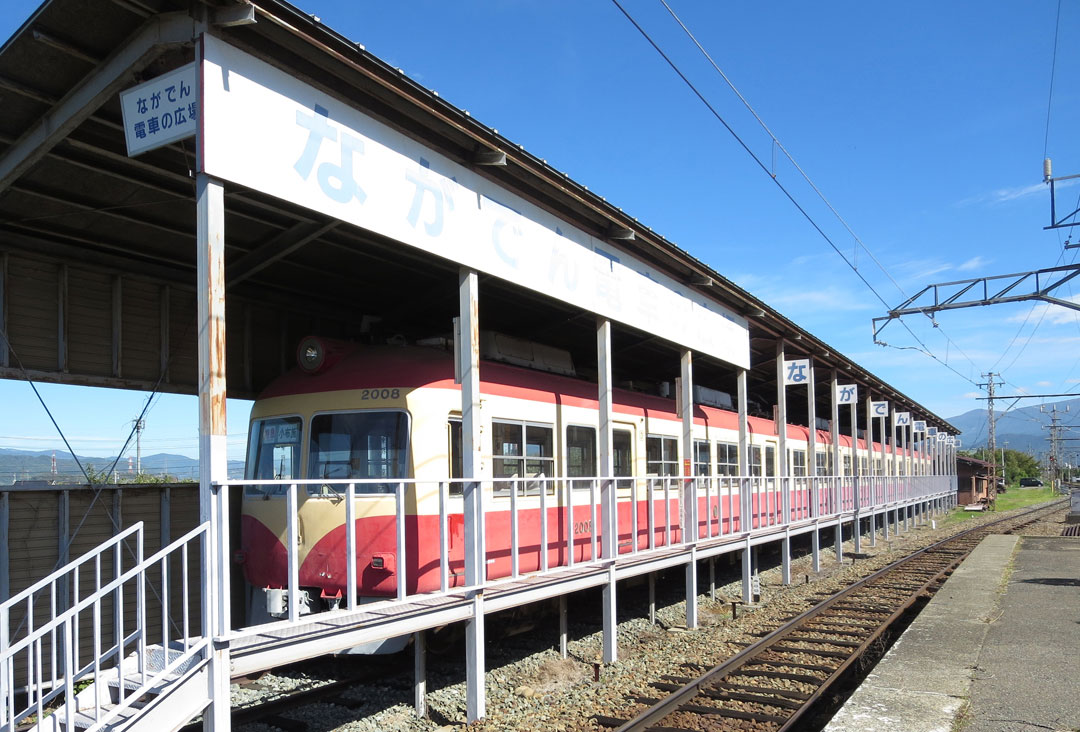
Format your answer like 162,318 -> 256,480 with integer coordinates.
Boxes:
825,534 -> 1080,732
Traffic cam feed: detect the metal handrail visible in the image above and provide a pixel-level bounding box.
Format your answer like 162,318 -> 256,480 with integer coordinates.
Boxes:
1,523 -> 210,732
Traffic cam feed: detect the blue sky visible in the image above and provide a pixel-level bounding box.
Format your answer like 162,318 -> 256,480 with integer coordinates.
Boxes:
2,0 -> 1078,461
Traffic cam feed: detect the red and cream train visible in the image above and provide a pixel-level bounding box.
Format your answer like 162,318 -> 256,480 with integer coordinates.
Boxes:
238,337 -> 919,621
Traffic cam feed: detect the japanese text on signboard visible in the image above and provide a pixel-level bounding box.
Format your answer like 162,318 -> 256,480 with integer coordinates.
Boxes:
120,63 -> 196,157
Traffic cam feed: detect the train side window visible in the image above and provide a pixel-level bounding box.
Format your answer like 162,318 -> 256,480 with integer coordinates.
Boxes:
791,450 -> 807,477
843,454 -> 852,476
860,456 -> 868,475
448,418 -> 463,495
693,439 -> 711,476
646,435 -> 679,477
816,450 -> 830,476
308,411 -> 409,494
614,429 -> 633,488
717,442 -> 738,477
749,445 -> 763,477
245,416 -> 302,496
567,425 -> 596,490
765,445 -> 777,478
493,420 -> 554,496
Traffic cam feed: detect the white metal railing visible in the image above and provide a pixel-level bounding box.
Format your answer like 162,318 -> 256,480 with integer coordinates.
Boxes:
1,522 -> 210,732
222,472 -> 954,631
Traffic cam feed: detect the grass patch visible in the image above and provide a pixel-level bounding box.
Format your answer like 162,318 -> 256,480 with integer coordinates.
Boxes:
993,487 -> 1058,511
946,488 -> 1059,524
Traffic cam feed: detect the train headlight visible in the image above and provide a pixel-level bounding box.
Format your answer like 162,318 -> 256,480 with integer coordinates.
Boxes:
297,336 -> 325,373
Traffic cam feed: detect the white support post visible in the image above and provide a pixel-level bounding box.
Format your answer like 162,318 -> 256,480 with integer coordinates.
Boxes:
597,318 -> 617,663
737,369 -> 749,532
776,342 -> 791,585
851,390 -> 861,555
196,172 -> 229,732
741,536 -> 752,604
680,350 -> 697,629
808,356 -> 818,520
458,268 -> 485,723
830,369 -> 842,562
414,631 -> 427,718
559,595 -> 568,658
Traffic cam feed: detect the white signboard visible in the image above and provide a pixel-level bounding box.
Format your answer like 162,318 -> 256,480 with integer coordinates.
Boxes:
199,37 -> 750,368
927,426 -> 938,437
893,411 -> 911,427
120,62 -> 197,156
834,383 -> 858,404
937,433 -> 948,443
913,420 -> 927,433
783,359 -> 810,385
871,400 -> 889,418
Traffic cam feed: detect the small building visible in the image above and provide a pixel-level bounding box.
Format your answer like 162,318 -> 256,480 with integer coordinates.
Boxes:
957,455 -> 993,505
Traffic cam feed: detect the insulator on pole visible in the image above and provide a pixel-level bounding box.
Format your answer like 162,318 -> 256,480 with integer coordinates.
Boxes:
1044,157 -> 1053,182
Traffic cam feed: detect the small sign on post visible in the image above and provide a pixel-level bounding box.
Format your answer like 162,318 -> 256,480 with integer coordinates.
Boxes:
871,400 -> 889,418
119,62 -> 197,157
783,358 -> 810,385
834,383 -> 858,404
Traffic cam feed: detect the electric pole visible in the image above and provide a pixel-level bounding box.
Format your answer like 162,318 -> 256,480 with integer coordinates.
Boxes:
1042,404 -> 1067,492
979,372 -> 1000,497
134,418 -> 145,474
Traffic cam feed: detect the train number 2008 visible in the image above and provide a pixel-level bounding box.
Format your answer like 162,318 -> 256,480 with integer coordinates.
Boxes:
360,388 -> 400,400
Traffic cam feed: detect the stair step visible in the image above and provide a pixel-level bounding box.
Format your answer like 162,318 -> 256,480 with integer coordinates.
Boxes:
65,703 -> 140,730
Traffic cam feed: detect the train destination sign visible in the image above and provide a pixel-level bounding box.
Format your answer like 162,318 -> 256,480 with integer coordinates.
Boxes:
198,36 -> 750,369
119,62 -> 196,157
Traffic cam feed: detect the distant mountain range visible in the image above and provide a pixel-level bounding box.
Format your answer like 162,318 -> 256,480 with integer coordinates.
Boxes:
946,396 -> 1080,455
0,448 -> 244,483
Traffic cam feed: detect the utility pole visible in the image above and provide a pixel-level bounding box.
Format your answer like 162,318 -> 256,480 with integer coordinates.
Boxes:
134,418 -> 145,474
1042,405 -> 1068,492
979,373 -> 999,499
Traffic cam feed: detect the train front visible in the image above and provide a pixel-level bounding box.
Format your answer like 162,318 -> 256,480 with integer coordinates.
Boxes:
237,337 -> 420,645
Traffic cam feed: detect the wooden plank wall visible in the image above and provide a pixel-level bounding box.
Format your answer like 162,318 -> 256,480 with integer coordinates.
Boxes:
1,483 -> 202,688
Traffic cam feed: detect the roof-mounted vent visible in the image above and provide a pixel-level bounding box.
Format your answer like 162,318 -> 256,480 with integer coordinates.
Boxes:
479,332 -> 575,377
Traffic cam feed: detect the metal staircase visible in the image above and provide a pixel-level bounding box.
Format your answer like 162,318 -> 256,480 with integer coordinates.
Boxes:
1,522 -> 213,732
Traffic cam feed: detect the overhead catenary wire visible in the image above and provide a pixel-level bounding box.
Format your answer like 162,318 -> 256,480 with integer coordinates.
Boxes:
611,0 -> 980,387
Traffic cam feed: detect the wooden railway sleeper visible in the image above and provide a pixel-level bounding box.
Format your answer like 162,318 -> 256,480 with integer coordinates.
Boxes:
708,681 -> 811,700
702,689 -> 804,710
677,703 -> 790,725
770,645 -> 851,659
754,659 -> 836,672
785,635 -> 863,647
734,668 -> 825,684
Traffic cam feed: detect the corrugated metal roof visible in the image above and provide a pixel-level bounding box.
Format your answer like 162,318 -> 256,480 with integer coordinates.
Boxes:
0,0 -> 956,431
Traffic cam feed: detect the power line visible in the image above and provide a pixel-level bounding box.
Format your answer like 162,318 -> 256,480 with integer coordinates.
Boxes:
611,0 -> 980,387
1044,0 -> 1064,159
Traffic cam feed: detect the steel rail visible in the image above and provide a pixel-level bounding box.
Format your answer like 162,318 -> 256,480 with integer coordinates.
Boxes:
613,500 -> 1066,732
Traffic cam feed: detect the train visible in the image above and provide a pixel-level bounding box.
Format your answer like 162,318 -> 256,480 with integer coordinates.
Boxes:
238,334 -> 916,633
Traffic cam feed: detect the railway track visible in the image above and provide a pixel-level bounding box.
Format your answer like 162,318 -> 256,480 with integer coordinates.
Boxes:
600,500 -> 1067,732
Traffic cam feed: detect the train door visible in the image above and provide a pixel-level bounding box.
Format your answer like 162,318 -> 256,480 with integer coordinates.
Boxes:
764,440 -> 778,525
613,423 -> 635,553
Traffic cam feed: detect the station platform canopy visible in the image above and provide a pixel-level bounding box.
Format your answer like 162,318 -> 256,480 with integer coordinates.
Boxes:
0,0 -> 955,433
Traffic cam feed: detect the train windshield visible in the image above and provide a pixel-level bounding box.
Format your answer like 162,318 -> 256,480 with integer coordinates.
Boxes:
245,416 -> 302,495
308,410 -> 409,494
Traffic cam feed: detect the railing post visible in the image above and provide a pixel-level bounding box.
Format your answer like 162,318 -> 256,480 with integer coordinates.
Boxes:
439,482 -> 449,592
286,484 -> 299,623
347,483 -> 357,609
396,483 -> 407,602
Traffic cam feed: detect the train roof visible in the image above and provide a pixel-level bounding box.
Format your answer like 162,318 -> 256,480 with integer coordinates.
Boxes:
259,344 -> 904,450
